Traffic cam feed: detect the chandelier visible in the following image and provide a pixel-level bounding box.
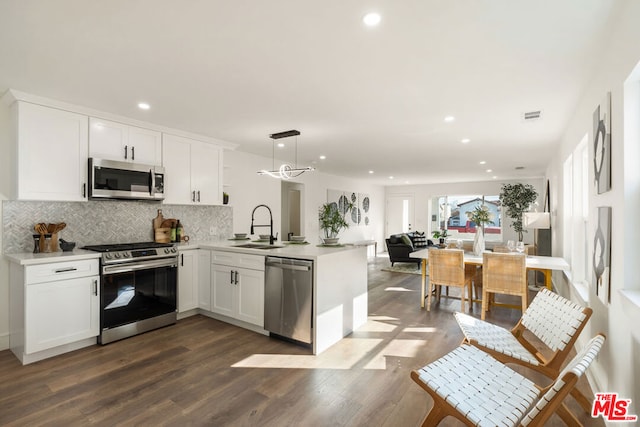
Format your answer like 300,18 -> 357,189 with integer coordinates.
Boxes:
257,129 -> 314,179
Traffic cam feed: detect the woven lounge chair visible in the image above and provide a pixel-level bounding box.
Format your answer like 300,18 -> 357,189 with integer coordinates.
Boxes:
410,334 -> 605,426
454,288 -> 593,413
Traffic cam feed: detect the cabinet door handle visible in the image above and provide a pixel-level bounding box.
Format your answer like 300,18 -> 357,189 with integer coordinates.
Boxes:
197,190 -> 201,202
54,267 -> 77,273
82,183 -> 86,198
93,279 -> 98,296
124,145 -> 128,159
131,146 -> 135,161
234,270 -> 239,285
181,253 -> 184,266
192,191 -> 196,202
230,270 -> 234,284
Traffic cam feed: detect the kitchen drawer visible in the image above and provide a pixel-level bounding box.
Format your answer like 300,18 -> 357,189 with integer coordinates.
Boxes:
25,259 -> 99,284
211,251 -> 265,271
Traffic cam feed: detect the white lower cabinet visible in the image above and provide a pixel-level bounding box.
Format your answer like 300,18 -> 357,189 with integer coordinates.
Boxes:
210,251 -> 264,327
178,249 -> 198,313
178,248 -> 211,314
26,276 -> 99,353
10,258 -> 100,364
197,250 -> 212,312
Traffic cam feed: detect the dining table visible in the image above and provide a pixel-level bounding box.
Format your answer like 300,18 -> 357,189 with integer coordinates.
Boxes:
409,248 -> 570,308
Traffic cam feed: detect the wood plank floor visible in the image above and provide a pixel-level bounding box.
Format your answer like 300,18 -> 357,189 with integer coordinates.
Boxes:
0,256 -> 604,426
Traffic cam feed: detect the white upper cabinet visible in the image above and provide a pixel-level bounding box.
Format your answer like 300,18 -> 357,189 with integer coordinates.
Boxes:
13,102 -> 88,201
162,134 -> 223,205
89,118 -> 162,165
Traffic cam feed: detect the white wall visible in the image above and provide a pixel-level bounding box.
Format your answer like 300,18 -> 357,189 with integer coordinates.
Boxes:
545,0 -> 640,417
224,150 -> 385,249
0,96 -> 11,350
385,178 -> 545,245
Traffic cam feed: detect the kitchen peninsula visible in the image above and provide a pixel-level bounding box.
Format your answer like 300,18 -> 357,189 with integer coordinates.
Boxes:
188,240 -> 369,355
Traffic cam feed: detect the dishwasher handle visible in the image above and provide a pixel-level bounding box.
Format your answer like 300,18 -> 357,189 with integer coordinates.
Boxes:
266,259 -> 311,272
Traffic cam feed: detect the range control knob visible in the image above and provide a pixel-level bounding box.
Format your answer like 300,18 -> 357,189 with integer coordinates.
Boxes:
164,248 -> 170,254
170,247 -> 177,253
114,253 -> 121,259
105,253 -> 112,260
123,252 -> 130,258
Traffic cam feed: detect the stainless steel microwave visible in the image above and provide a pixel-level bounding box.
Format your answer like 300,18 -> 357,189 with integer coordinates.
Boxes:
88,158 -> 165,201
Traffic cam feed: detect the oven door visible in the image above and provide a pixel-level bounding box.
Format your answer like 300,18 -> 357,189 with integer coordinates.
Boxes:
101,257 -> 177,333
89,158 -> 165,200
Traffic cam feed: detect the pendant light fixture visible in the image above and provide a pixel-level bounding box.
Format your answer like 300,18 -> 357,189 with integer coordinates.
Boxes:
257,129 -> 314,179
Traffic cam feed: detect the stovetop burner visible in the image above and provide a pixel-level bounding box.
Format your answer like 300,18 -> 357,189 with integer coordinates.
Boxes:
82,241 -> 174,252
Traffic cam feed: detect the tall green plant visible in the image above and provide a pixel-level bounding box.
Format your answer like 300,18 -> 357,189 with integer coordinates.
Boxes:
319,202 -> 351,238
499,183 -> 538,241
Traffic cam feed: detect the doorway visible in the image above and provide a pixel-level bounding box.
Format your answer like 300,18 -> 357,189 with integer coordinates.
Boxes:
386,194 -> 415,236
281,181 -> 304,241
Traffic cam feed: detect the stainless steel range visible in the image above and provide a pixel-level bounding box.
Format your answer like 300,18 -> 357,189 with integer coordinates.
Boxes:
83,242 -> 178,344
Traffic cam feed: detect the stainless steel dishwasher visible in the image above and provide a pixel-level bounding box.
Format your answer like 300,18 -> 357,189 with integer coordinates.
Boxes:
264,257 -> 313,344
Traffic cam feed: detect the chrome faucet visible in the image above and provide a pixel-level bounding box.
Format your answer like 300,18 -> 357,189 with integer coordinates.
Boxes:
250,204 -> 275,245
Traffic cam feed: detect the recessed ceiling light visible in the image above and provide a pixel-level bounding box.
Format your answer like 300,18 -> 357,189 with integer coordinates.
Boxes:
319,155 -> 326,160
461,138 -> 470,144
479,161 -> 486,165
389,176 -> 394,180
368,170 -> 374,174
137,102 -> 150,110
277,143 -> 285,148
444,116 -> 455,123
493,176 -> 498,179
486,169 -> 493,173
405,181 -> 410,184
362,12 -> 381,27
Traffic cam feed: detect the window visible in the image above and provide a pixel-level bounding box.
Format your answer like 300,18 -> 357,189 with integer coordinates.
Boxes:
430,194 -> 502,242
563,134 -> 589,287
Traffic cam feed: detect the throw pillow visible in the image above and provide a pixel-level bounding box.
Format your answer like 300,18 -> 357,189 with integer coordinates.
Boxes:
389,235 -> 401,244
400,233 -> 414,248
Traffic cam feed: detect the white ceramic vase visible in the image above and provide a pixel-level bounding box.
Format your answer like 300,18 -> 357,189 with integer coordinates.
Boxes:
473,227 -> 485,255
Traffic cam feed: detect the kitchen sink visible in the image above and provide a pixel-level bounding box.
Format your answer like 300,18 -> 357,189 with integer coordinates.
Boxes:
234,243 -> 284,250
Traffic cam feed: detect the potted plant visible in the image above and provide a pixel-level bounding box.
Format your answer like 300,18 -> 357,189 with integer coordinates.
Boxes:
499,183 -> 538,241
432,229 -> 448,245
466,204 -> 494,254
319,202 -> 351,244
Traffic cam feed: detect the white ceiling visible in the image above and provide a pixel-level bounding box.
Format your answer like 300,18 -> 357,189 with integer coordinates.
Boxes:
0,0 -> 620,185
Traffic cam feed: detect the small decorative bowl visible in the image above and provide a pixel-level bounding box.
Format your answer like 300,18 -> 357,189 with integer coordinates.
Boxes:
291,235 -> 306,242
234,233 -> 247,239
259,234 -> 271,240
322,237 -> 340,245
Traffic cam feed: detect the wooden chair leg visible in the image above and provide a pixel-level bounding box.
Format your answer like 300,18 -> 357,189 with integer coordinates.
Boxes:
556,402 -> 582,427
426,282 -> 433,312
421,403 -> 448,427
481,290 -> 488,320
570,387 -> 594,414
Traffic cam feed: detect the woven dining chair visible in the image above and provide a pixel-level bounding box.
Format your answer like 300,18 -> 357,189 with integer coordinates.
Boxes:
454,288 -> 594,413
427,248 -> 474,312
410,333 -> 605,426
481,252 -> 527,319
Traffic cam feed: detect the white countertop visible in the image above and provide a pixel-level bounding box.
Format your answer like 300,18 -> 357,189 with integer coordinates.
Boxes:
4,239 -> 364,266
180,239 -> 364,260
5,249 -> 101,266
